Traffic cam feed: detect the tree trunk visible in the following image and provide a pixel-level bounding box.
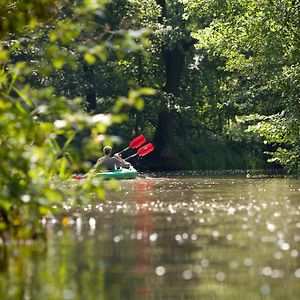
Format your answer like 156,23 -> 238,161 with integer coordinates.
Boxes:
164,48 -> 185,95
82,63 -> 97,112
150,0 -> 186,170
153,47 -> 185,164
153,111 -> 175,154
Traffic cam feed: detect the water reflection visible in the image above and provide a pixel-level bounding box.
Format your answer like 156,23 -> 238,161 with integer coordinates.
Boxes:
134,181 -> 154,298
0,175 -> 300,299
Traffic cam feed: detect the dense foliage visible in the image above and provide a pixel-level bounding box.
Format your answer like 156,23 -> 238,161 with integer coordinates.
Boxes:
57,0 -> 297,172
0,0 -> 153,240
0,0 -> 299,241
182,0 -> 299,171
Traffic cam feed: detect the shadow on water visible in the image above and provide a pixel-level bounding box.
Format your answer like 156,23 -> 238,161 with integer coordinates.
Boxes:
0,172 -> 300,300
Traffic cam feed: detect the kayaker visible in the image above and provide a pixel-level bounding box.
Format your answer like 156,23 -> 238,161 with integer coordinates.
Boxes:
93,146 -> 132,171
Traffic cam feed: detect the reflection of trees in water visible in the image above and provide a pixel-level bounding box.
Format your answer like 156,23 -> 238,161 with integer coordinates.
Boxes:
0,243 -> 8,272
98,180 -> 155,299
134,180 -> 154,298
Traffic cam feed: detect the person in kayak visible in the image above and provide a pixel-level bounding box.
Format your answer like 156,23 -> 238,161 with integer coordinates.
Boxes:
94,146 -> 131,171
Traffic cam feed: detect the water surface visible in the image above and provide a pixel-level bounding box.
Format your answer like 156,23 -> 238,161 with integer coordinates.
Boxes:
1,173 -> 300,299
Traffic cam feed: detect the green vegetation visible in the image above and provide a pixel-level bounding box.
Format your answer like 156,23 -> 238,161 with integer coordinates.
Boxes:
0,0 -> 299,240
0,0 -> 153,240
183,0 -> 299,172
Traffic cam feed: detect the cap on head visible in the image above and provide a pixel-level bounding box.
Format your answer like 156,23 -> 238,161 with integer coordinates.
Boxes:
103,146 -> 112,155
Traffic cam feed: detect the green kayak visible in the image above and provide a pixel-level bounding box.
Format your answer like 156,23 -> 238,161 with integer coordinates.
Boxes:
93,167 -> 138,180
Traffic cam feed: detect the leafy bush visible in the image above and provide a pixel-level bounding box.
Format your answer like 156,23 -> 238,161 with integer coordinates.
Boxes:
0,0 -> 154,240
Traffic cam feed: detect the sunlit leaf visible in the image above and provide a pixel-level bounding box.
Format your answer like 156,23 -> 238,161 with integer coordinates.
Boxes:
53,57 -> 65,69
0,49 -> 8,62
135,98 -> 144,110
84,53 -> 96,64
139,87 -> 156,95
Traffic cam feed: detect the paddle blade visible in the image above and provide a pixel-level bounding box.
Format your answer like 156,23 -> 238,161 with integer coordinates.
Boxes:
129,135 -> 146,149
136,143 -> 154,157
72,174 -> 87,180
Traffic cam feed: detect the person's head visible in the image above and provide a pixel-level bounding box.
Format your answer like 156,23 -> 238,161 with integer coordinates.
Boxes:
103,146 -> 112,156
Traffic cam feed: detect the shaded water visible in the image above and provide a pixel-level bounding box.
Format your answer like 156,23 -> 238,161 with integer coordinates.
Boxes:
1,173 -> 300,300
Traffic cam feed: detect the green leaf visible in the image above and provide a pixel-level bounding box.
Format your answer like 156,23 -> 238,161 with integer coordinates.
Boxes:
139,87 -> 156,95
0,49 -> 8,62
135,98 -> 144,110
53,57 -> 65,69
84,53 -> 96,64
49,31 -> 57,42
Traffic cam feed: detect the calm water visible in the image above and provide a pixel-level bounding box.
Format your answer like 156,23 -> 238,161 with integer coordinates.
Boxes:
1,173 -> 300,300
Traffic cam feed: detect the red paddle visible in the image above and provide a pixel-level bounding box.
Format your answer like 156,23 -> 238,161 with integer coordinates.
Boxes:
117,135 -> 146,154
124,143 -> 154,160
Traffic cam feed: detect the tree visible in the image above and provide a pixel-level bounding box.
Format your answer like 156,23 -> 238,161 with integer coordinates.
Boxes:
151,0 -> 195,169
181,0 -> 299,172
0,0 -> 153,240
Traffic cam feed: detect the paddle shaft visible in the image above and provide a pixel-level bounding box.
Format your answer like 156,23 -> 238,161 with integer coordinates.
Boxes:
117,146 -> 129,154
124,143 -> 154,160
116,135 -> 146,155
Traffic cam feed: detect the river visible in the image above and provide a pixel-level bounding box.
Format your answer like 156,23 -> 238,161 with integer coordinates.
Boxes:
1,173 -> 300,300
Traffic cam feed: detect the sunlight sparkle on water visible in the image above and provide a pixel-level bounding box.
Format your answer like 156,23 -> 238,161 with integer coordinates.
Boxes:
191,234 -> 197,241
226,234 -> 233,241
262,266 -> 272,276
201,258 -> 209,268
229,261 -> 239,269
216,272 -> 226,282
193,265 -> 202,274
227,207 -> 235,215
155,266 -> 166,276
274,251 -> 283,260
182,233 -> 189,239
266,222 -> 276,232
280,243 -> 290,251
244,258 -> 253,266
260,284 -> 271,295
113,235 -> 124,243
295,269 -> 300,278
45,176 -> 300,299
149,233 -> 158,242
175,234 -> 183,243
136,231 -> 143,240
212,231 -> 220,239
182,270 -> 193,280
291,250 -> 299,257
89,217 -> 96,232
